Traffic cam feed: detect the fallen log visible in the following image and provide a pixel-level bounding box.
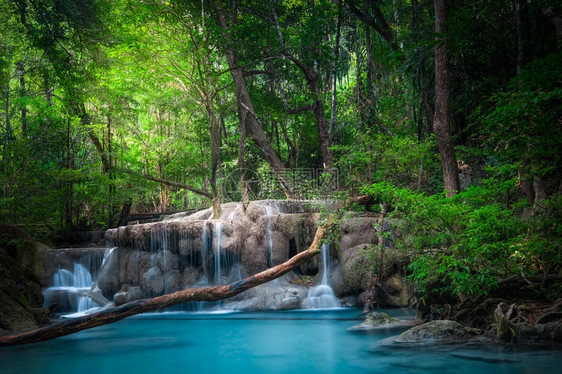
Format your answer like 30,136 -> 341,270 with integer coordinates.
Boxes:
0,224 -> 328,346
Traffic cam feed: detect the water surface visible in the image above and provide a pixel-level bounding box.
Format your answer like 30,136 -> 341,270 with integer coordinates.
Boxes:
2,308 -> 560,374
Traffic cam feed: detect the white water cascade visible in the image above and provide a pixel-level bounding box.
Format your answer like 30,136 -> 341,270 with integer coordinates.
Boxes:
214,221 -> 224,284
304,243 -> 339,309
263,205 -> 275,267
43,248 -> 111,315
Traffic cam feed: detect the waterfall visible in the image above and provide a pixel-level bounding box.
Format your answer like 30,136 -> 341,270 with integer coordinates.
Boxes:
304,243 -> 339,309
43,250 -> 107,315
263,205 -> 275,267
201,215 -> 212,284
214,221 -> 224,284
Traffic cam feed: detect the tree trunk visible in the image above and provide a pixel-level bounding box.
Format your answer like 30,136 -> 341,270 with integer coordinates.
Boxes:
116,200 -> 131,227
0,224 -> 329,346
433,0 -> 460,197
312,98 -> 334,169
213,2 -> 293,199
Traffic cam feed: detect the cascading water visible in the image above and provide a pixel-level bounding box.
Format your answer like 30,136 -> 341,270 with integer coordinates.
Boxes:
201,215 -> 212,283
304,243 -> 339,309
92,200 -> 329,313
214,221 -> 224,284
43,249 -> 109,315
263,205 -> 275,267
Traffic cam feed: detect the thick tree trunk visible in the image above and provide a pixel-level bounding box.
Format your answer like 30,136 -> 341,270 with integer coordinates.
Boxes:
213,2 -> 293,199
433,0 -> 460,197
116,200 -> 131,227
0,224 -> 328,346
312,98 -> 334,169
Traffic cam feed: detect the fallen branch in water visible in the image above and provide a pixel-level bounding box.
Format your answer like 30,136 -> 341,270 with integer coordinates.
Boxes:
0,224 -> 329,346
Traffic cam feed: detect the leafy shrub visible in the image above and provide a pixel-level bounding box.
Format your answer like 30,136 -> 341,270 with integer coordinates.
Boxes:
362,169 -> 561,300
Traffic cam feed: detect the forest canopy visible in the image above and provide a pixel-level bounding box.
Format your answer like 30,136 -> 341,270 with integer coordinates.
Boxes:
0,0 -> 560,299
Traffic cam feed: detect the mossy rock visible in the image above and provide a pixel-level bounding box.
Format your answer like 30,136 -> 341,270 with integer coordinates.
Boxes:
390,320 -> 480,345
0,224 -> 49,332
0,224 -> 49,282
349,312 -> 400,330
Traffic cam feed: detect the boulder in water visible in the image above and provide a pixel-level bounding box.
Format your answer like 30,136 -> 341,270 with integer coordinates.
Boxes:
350,312 -> 399,330
387,320 -> 480,345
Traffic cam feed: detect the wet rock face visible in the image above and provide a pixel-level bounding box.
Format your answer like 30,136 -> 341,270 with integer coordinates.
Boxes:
113,285 -> 145,305
0,225 -> 49,332
224,273 -> 309,311
95,201 -> 411,310
335,213 -> 413,308
96,201 -> 321,305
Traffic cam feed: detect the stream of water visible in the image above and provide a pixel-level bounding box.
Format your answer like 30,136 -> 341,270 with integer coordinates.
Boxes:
2,309 -> 560,374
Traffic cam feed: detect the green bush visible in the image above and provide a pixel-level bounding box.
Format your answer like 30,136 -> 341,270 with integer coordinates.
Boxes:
362,169 -> 561,300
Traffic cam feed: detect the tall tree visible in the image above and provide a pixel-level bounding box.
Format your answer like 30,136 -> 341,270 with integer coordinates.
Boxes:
212,0 -> 294,199
433,0 -> 459,197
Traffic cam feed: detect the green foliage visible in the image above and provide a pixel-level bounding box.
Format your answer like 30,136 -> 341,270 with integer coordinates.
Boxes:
0,0 -> 560,251
483,52 -> 562,181
362,169 -> 561,299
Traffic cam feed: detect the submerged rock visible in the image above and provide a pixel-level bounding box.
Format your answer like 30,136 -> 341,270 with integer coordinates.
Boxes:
388,320 -> 480,345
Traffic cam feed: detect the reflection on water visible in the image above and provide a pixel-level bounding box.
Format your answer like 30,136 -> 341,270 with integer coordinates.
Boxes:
1,309 -> 560,374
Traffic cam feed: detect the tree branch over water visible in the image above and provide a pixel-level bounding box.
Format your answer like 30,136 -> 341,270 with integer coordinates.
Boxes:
0,224 -> 329,346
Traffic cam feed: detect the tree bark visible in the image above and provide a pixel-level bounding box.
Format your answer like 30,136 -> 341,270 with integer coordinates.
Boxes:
433,0 -> 460,197
116,200 -> 131,227
213,1 -> 293,199
0,224 -> 329,346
